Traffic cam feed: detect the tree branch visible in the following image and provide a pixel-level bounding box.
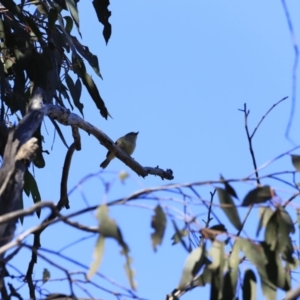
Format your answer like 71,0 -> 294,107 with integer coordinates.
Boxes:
43,104 -> 174,180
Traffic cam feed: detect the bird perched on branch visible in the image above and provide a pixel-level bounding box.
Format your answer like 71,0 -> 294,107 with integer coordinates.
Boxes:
100,132 -> 139,169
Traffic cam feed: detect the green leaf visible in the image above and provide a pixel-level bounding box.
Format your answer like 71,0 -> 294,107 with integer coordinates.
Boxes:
87,235 -> 105,280
229,240 -> 240,270
208,240 -> 225,270
178,243 -> 206,290
194,265 -> 212,287
241,238 -> 267,266
32,125 -> 45,168
241,239 -> 277,298
242,269 -> 257,300
220,175 -> 238,199
209,241 -> 225,299
265,208 -> 294,258
65,73 -> 84,116
291,154 -> 300,172
223,272 -> 235,300
264,211 -> 278,251
71,36 -> 102,78
242,186 -> 273,206
261,242 -> 290,291
50,119 -> 69,149
279,207 -> 295,234
95,205 -> 136,290
42,268 -> 50,283
73,56 -> 108,119
48,8 -> 58,33
256,207 -> 273,237
171,228 -> 189,245
24,170 -> 41,217
63,16 -> 73,33
151,205 -> 166,251
171,220 -> 189,251
217,188 -> 242,230
65,0 -> 81,37
17,192 -> 24,225
92,0 -> 112,44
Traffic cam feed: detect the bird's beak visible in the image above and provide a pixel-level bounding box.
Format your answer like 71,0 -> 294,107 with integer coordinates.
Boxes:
135,132 -> 139,135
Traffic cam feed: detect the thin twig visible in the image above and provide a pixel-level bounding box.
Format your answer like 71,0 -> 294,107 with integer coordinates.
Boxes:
281,0 -> 299,142
251,96 -> 288,139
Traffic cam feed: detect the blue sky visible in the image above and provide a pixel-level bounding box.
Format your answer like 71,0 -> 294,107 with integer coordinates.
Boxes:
7,1 -> 300,299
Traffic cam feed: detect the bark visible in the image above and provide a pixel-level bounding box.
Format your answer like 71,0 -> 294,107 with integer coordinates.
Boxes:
0,88 -> 44,251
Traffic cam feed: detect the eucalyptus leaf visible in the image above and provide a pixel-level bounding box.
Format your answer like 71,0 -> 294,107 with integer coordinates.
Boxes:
150,205 -> 166,251
242,186 -> 273,206
178,243 -> 206,290
87,235 -> 105,280
217,188 -> 242,230
95,205 -> 136,290
242,269 -> 257,300
92,0 -> 112,44
291,154 -> 300,172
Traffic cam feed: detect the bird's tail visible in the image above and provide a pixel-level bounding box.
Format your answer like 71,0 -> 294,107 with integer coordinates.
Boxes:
100,158 -> 110,169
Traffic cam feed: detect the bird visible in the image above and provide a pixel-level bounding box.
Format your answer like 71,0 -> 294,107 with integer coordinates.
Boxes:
100,131 -> 139,169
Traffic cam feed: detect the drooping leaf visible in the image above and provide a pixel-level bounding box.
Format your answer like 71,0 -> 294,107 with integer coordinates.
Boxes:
241,238 -> 267,266
279,207 -> 295,234
42,268 -> 50,283
73,56 -> 108,119
229,239 -> 240,270
32,125 -> 45,168
222,272 -> 235,300
291,154 -> 300,172
178,243 -> 206,290
71,36 -> 102,78
264,207 -> 294,260
87,235 -> 105,280
242,269 -> 257,300
24,170 -> 41,217
92,0 -> 112,44
50,118 -> 69,149
261,242 -> 290,291
220,175 -> 238,199
171,220 -> 189,252
256,207 -> 273,237
242,186 -> 273,206
17,192 -> 24,224
194,265 -> 212,287
209,241 -> 225,299
264,210 -> 278,251
217,188 -> 242,230
241,239 -> 277,298
95,205 -> 136,289
151,205 -> 166,251
208,240 -> 225,270
63,16 -> 73,33
171,228 -> 189,245
48,8 -> 58,33
65,73 -> 83,116
65,0 -> 81,37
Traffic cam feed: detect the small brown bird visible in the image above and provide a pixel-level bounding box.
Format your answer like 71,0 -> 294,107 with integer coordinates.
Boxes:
100,132 -> 139,169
